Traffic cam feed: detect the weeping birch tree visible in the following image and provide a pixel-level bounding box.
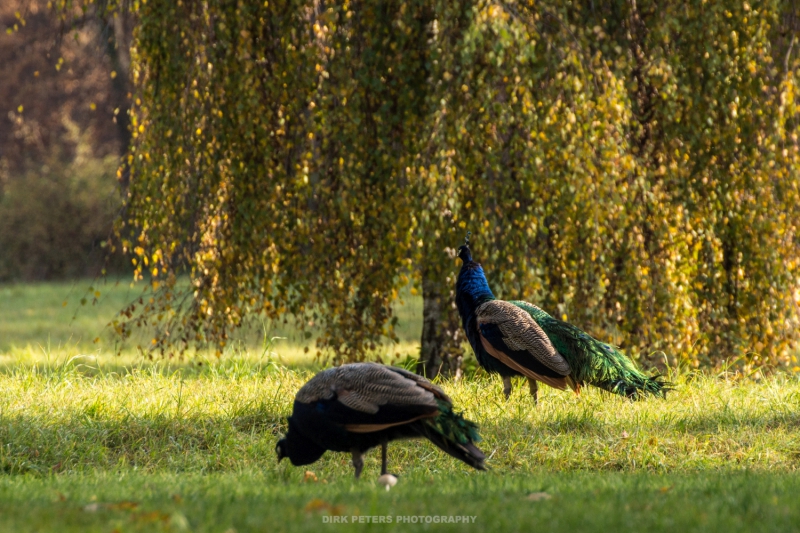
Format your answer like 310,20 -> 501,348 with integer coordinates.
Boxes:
53,0 -> 800,374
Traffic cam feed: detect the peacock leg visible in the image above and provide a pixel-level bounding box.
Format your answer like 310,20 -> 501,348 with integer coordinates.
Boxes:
502,376 -> 513,399
351,449 -> 364,479
527,378 -> 539,404
380,440 -> 388,476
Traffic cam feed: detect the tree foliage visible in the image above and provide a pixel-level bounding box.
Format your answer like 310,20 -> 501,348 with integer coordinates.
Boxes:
422,0 -> 800,371
59,0 -> 800,370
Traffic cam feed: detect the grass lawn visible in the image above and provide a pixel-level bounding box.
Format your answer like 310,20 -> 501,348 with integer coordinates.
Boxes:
0,278 -> 424,365
2,471 -> 800,532
1,280 -> 799,532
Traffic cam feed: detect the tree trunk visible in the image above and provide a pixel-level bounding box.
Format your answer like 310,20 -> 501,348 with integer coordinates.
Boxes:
99,12 -> 133,187
417,270 -> 463,380
418,275 -> 444,378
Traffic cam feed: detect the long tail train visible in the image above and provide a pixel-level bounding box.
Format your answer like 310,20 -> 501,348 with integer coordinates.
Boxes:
414,401 -> 486,470
511,300 -> 670,400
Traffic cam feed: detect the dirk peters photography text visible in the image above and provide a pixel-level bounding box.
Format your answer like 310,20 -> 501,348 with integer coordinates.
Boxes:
322,515 -> 478,524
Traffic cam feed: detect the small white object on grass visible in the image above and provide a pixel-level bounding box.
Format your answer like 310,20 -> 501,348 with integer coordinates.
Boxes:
377,474 -> 398,491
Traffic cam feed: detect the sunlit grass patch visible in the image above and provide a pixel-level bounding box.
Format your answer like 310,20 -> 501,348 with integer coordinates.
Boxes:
1,358 -> 799,476
0,279 -> 424,366
2,280 -> 800,531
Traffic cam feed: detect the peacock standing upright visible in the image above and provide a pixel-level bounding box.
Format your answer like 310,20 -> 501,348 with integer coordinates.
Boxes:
276,362 -> 486,478
455,233 -> 667,402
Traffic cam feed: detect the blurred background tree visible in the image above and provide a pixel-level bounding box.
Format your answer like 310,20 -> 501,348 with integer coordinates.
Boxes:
0,0 -> 131,280
11,0 -> 800,374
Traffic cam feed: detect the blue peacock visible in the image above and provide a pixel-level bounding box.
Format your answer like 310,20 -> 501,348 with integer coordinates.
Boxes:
455,233 -> 667,402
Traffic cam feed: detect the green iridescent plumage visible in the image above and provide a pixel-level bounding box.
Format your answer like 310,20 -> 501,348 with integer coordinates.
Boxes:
509,301 -> 668,399
429,399 -> 482,445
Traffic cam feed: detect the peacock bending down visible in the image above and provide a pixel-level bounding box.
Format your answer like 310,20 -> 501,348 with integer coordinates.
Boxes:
276,362 -> 486,478
455,233 -> 667,402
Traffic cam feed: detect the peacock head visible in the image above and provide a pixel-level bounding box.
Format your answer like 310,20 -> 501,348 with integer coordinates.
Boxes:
457,231 -> 473,263
276,416 -> 292,462
276,438 -> 288,463
275,416 -> 326,466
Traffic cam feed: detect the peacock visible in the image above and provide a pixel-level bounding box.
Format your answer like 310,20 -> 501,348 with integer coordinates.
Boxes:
276,362 -> 486,478
455,233 -> 667,402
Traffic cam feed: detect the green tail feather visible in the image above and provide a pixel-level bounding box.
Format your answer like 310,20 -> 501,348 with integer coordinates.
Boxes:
429,399 -> 482,445
417,399 -> 486,470
510,301 -> 668,399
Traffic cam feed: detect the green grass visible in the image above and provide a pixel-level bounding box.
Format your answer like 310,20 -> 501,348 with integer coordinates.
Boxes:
2,471 -> 800,533
1,280 -> 800,531
0,279 -> 138,352
0,278 -> 424,365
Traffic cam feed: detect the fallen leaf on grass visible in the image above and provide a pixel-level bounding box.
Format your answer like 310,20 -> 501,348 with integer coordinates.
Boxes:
526,492 -> 552,501
328,505 -> 345,516
305,499 -> 330,513
132,510 -> 171,523
112,501 -> 140,511
659,486 -> 673,493
304,470 -> 318,482
304,498 -> 345,516
82,501 -> 140,513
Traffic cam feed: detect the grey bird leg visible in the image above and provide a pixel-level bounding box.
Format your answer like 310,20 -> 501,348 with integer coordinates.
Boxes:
527,378 -> 539,405
351,449 -> 364,479
381,440 -> 388,476
502,376 -> 513,399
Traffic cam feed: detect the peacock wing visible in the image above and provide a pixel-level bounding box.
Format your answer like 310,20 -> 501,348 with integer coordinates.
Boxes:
476,300 -> 572,389
295,363 -> 441,432
510,300 -> 589,371
382,366 -> 452,404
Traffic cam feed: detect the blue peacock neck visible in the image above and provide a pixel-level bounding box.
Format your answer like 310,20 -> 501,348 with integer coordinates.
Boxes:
455,246 -> 495,326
